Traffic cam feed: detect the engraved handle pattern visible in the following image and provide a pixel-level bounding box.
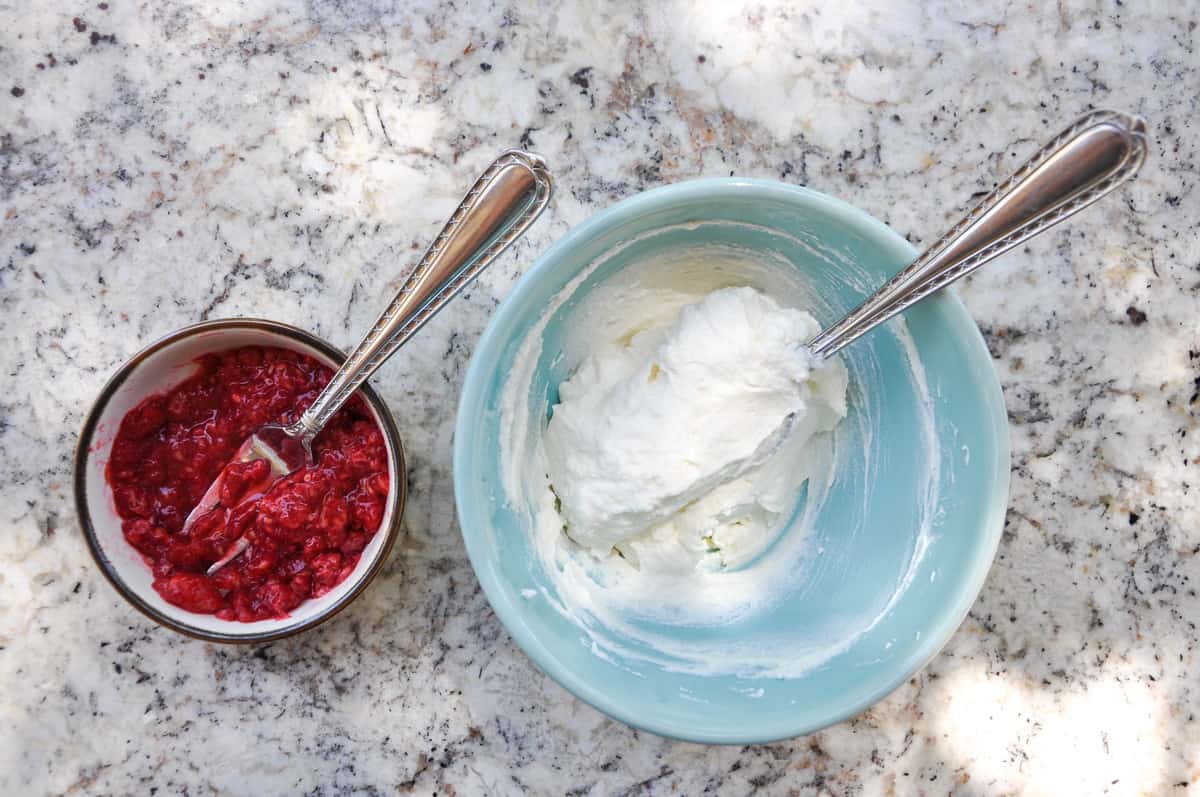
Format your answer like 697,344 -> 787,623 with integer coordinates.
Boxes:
293,150 -> 553,438
808,110 -> 1148,358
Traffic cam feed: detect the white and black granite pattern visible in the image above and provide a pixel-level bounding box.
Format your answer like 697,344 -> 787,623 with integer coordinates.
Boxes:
2,1 -> 1198,794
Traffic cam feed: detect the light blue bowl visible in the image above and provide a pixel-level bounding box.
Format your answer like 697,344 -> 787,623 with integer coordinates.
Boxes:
453,179 -> 1009,743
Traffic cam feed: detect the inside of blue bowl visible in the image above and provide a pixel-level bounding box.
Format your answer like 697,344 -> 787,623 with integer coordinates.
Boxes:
454,180 -> 1009,743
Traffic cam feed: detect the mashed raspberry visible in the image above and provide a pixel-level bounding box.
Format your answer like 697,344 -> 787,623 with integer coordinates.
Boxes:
106,346 -> 389,621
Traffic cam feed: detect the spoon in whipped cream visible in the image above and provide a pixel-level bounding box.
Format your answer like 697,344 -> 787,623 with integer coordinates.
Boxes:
806,109 -> 1147,358
545,110 -> 1147,554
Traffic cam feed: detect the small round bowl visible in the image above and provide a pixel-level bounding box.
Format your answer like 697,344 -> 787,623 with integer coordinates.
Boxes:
454,179 -> 1010,743
75,319 -> 406,643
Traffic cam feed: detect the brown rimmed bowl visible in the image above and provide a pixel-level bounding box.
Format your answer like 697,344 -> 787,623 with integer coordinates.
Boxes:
74,319 -> 407,643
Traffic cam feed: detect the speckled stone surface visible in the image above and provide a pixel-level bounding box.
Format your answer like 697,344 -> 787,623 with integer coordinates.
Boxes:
2,1 -> 1197,794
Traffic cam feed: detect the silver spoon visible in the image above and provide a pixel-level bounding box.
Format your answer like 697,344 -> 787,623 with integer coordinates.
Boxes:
190,150 -> 553,573
806,109 -> 1147,358
735,111 -> 1147,477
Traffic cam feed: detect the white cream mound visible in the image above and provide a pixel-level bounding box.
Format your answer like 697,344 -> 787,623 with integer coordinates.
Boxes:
543,286 -> 847,569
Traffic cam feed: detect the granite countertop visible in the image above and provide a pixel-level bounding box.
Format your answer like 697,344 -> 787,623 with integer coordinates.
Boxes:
2,1 -> 1197,794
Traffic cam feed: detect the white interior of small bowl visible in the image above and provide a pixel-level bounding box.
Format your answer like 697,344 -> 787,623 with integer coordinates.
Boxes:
82,326 -> 399,638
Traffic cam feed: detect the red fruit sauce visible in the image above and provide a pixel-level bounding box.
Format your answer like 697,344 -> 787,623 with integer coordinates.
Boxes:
106,345 -> 390,622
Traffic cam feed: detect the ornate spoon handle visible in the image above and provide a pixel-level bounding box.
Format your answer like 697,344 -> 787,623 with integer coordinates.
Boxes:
808,110 -> 1148,358
294,150 -> 553,438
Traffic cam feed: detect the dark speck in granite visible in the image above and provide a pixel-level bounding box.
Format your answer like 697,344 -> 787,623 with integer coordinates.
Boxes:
568,66 -> 592,92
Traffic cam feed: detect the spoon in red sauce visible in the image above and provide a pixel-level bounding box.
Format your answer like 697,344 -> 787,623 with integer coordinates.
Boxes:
187,150 -> 553,573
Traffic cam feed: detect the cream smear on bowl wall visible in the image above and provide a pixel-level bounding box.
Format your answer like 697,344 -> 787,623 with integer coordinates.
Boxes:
499,239 -> 941,678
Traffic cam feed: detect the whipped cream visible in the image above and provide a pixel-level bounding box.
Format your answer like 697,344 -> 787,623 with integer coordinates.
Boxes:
498,238 -> 939,678
544,286 -> 847,567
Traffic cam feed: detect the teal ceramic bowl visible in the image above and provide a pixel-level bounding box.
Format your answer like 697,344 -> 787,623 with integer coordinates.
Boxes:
453,179 -> 1009,743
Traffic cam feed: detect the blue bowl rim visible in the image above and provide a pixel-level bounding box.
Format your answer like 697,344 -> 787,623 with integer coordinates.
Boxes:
453,177 -> 1010,744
